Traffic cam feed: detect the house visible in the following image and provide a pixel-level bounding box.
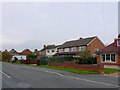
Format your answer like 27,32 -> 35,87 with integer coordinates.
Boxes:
97,34 -> 120,65
9,49 -> 19,55
55,36 -> 105,57
12,55 -> 27,61
39,45 -> 48,56
21,49 -> 33,55
39,45 -> 60,57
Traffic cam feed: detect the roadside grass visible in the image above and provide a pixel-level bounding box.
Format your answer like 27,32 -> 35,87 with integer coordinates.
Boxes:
9,62 -> 120,74
104,68 -> 120,74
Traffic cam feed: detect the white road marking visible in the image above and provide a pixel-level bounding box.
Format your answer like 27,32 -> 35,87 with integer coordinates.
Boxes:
0,71 -> 11,78
18,65 -> 120,88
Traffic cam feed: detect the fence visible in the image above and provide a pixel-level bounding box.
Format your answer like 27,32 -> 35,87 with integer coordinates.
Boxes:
48,61 -> 104,72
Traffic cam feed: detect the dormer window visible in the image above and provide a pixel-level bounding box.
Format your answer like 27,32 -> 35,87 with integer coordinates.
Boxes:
117,40 -> 120,46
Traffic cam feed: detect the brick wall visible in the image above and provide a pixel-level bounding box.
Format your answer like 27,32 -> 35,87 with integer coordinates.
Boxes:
87,37 -> 105,55
17,59 -> 40,65
48,61 -> 104,72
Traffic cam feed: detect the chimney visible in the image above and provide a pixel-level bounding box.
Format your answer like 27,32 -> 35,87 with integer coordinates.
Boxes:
43,45 -> 46,48
79,37 -> 83,40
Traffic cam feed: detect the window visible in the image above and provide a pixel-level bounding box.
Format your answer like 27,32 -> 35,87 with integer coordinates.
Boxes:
111,54 -> 115,62
101,54 -> 116,63
117,40 -> 120,46
47,50 -> 50,53
95,48 -> 99,52
79,46 -> 86,51
71,47 -> 76,52
106,54 -> 110,62
64,48 -> 69,52
52,50 -> 54,52
101,54 -> 105,62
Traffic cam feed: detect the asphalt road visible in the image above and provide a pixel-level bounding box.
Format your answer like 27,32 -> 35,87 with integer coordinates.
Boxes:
1,62 -> 120,88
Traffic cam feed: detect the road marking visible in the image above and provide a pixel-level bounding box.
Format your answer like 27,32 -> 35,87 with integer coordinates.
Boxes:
0,71 -> 11,78
18,65 -> 120,88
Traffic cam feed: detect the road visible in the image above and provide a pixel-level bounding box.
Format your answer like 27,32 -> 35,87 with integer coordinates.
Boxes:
1,62 -> 120,89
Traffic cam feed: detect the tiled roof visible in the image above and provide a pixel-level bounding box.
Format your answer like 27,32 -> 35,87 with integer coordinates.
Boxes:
98,43 -> 120,54
40,45 -> 60,51
10,49 -> 18,54
21,49 -> 32,53
54,51 -> 90,56
59,36 -> 96,49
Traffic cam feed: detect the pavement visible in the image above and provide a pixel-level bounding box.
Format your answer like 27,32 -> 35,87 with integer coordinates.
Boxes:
1,62 -> 120,89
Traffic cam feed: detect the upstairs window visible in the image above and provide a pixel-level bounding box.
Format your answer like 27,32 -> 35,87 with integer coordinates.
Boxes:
64,48 -> 69,52
79,46 -> 86,51
52,50 -> 54,52
47,50 -> 50,53
117,40 -> 120,46
71,47 -> 76,52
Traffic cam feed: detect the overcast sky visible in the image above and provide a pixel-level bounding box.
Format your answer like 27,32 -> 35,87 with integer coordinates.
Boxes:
1,2 -> 118,51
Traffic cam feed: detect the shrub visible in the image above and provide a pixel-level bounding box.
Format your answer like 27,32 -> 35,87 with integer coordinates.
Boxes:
2,51 -> 12,62
40,60 -> 48,65
27,55 -> 37,59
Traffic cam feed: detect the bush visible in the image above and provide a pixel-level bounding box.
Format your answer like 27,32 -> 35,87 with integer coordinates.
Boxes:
2,51 -> 12,62
27,55 -> 37,59
40,60 -> 48,65
77,57 -> 97,64
39,56 -> 97,64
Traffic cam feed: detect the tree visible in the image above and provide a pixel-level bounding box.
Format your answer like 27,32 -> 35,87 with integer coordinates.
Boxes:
34,49 -> 39,58
26,55 -> 37,59
2,50 -> 12,62
78,51 -> 91,59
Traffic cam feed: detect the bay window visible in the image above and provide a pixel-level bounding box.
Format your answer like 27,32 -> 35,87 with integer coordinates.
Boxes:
101,54 -> 116,63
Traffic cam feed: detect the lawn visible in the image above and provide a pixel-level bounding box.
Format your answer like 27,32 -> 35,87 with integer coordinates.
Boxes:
9,62 -> 120,74
104,68 -> 120,74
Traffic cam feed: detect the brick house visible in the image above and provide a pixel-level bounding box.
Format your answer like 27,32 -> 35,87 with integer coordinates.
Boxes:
21,49 -> 33,55
55,36 -> 105,57
97,34 -> 120,65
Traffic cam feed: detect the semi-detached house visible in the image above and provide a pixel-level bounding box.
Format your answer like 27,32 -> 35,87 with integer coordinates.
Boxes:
55,36 -> 105,57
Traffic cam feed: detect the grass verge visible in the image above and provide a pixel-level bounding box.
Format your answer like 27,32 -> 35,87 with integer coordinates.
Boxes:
104,68 -> 120,74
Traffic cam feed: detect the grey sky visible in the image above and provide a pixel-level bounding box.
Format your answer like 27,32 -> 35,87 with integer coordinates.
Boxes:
1,2 -> 118,51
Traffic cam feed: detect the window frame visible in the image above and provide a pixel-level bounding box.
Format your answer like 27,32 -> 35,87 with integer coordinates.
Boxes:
71,47 -> 76,52
64,48 -> 69,52
101,53 -> 116,63
79,46 -> 86,51
117,40 -> 120,46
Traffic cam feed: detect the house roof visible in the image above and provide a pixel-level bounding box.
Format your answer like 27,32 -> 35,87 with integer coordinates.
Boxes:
58,36 -> 97,49
98,43 -> 120,54
40,45 -> 60,51
21,49 -> 32,53
54,51 -> 90,56
10,49 -> 18,54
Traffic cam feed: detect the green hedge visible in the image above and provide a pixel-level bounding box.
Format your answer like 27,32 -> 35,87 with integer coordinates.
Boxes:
26,55 -> 37,59
39,56 -> 97,64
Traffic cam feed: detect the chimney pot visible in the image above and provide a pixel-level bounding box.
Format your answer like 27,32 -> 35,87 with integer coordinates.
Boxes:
79,37 -> 83,40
